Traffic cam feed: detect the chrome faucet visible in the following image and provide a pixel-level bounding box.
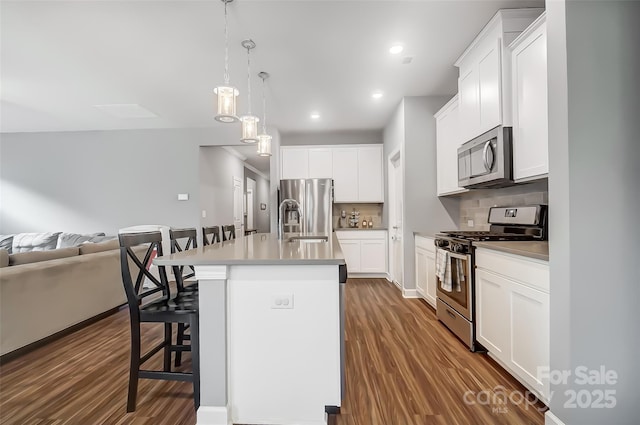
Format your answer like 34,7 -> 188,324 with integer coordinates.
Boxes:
278,198 -> 301,240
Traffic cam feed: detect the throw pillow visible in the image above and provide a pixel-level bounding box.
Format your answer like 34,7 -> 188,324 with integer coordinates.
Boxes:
0,235 -> 13,254
12,232 -> 62,253
56,232 -> 107,248
9,247 -> 80,266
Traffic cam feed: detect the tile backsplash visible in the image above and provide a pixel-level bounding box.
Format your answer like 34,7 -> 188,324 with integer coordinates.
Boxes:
333,203 -> 384,229
459,180 -> 548,230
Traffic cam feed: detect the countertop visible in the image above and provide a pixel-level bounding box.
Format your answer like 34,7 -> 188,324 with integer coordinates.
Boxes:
154,232 -> 345,266
334,227 -> 387,231
473,241 -> 549,261
414,232 -> 436,239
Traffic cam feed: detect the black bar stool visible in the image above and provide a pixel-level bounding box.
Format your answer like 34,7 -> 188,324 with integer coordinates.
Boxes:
221,225 -> 236,241
202,226 -> 221,246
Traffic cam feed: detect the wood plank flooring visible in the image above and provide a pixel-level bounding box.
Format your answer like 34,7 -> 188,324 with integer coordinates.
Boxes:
0,278 -> 545,425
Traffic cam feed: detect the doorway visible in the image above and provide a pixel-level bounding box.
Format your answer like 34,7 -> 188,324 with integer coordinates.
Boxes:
246,177 -> 256,231
388,148 -> 404,290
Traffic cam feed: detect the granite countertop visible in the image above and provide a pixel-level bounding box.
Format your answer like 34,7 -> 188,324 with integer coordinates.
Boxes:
154,233 -> 345,266
473,241 -> 549,261
334,227 -> 387,231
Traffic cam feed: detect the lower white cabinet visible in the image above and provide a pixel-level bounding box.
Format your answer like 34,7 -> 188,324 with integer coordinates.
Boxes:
335,231 -> 387,275
475,248 -> 550,403
414,236 -> 436,307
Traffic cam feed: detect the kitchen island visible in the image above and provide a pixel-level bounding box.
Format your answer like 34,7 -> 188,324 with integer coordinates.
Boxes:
155,232 -> 346,425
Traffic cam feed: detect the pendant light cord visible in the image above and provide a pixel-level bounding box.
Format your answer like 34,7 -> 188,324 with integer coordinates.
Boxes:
261,76 -> 267,133
224,0 -> 229,84
246,45 -> 252,114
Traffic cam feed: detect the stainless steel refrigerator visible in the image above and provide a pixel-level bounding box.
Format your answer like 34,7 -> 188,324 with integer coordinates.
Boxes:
279,178 -> 333,236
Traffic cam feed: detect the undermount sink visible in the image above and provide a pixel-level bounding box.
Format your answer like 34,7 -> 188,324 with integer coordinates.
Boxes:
287,235 -> 329,243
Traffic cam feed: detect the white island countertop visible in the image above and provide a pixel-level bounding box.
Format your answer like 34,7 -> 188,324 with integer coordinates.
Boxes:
155,232 -> 345,266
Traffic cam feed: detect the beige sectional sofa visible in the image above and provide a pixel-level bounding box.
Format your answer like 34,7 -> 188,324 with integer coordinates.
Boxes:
0,238 -> 144,358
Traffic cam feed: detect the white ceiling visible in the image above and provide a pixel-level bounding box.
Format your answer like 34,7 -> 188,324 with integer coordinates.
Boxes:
0,0 -> 544,134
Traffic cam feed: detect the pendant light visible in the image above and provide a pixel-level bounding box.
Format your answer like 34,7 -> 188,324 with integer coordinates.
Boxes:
256,71 -> 272,157
239,39 -> 259,143
213,0 -> 238,123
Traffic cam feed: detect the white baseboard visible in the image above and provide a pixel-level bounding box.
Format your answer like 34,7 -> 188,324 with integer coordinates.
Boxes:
545,411 -> 565,425
348,273 -> 388,279
197,406 -> 231,425
402,289 -> 419,298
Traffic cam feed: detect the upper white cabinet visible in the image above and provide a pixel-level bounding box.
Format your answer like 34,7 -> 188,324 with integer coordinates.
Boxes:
455,8 -> 543,143
475,248 -> 550,403
280,144 -> 384,203
434,95 -> 467,196
281,148 -> 309,180
332,148 -> 359,202
510,12 -> 548,182
308,148 -> 333,179
356,146 -> 384,202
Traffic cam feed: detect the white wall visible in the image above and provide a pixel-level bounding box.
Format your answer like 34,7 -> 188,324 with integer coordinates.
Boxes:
402,96 -> 460,290
547,1 -> 639,424
198,146 -> 245,232
0,126 -> 276,236
281,129 -> 382,146
383,97 -> 460,291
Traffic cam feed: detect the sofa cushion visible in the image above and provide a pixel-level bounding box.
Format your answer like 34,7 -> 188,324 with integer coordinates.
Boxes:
9,247 -> 79,266
0,249 -> 8,268
56,232 -> 107,248
12,232 -> 62,253
79,239 -> 120,255
0,235 -> 14,254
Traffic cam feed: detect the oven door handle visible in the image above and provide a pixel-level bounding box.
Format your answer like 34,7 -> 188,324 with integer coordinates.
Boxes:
437,248 -> 468,260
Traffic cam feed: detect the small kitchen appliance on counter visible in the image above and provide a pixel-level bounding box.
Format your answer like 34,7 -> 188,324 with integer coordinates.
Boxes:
434,204 -> 547,351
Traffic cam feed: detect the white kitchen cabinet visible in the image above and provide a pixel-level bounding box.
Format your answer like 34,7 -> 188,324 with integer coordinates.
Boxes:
414,236 -> 436,307
338,240 -> 360,273
280,148 -> 309,179
332,148 -> 359,202
360,240 -> 386,273
511,12 -> 548,182
475,248 -> 550,403
455,8 -> 543,143
476,269 -> 510,358
308,148 -> 333,179
356,146 -> 384,202
335,230 -> 387,276
280,144 -> 383,203
434,95 -> 467,196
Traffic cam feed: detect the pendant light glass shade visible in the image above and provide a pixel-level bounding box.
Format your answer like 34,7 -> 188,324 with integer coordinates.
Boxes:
240,115 -> 259,142
214,0 -> 239,123
257,133 -> 272,157
240,39 -> 259,143
256,71 -> 272,156
214,86 -> 239,123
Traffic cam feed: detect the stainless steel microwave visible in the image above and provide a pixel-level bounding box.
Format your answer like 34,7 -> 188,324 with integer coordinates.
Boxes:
458,126 -> 513,188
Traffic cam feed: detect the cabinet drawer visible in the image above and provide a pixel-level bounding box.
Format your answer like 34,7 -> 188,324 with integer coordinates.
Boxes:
476,248 -> 549,293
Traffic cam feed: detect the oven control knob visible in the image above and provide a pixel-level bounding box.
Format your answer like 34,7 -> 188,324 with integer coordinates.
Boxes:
435,239 -> 448,248
452,243 -> 467,254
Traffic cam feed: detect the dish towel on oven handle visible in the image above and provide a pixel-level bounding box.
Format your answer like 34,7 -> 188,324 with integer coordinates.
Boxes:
436,249 -> 452,292
455,257 -> 465,292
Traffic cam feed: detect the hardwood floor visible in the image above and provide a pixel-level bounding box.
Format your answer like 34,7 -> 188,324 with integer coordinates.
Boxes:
0,278 -> 545,425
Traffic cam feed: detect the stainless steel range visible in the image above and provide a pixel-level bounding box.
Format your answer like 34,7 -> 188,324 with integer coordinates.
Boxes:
434,204 -> 548,351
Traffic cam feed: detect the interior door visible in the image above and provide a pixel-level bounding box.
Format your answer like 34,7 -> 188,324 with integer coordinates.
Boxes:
388,150 -> 403,288
233,176 -> 244,235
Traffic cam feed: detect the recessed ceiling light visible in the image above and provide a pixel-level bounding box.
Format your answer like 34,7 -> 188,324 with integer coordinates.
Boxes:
389,44 -> 404,55
94,104 -> 158,119
372,92 -> 383,99
310,113 -> 320,119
